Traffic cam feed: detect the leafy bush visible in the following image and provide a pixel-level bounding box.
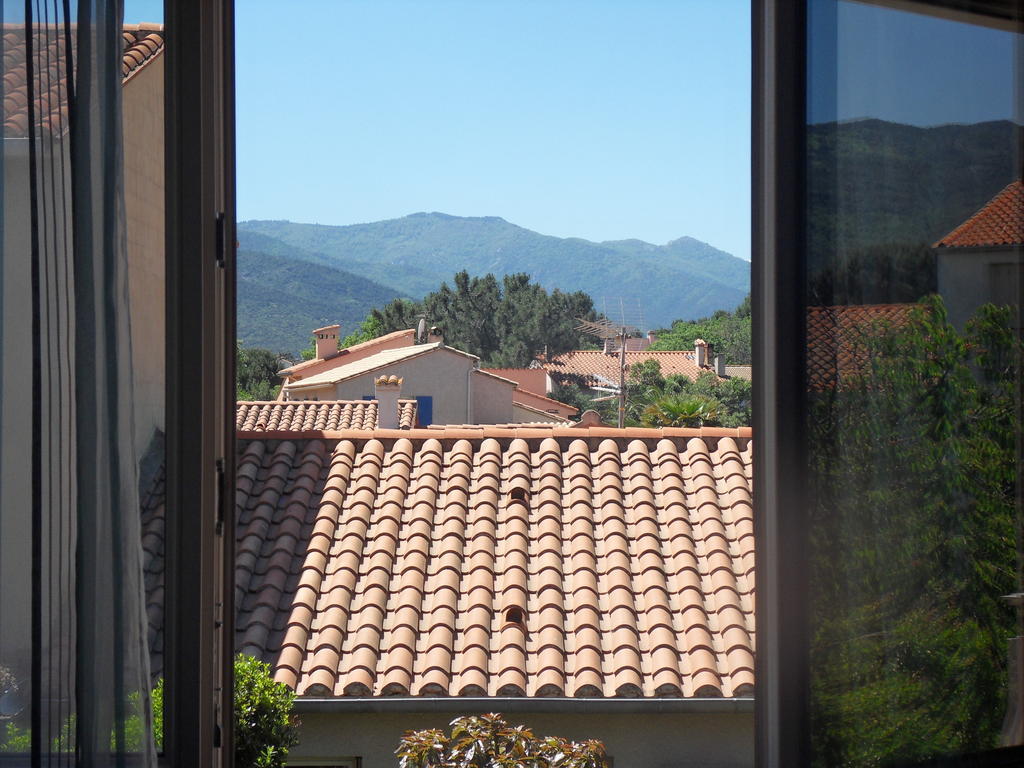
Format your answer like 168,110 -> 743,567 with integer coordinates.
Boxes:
397,713 -> 608,768
234,653 -> 300,768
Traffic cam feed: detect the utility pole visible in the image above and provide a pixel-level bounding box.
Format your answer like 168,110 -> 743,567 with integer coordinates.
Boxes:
618,327 -> 627,428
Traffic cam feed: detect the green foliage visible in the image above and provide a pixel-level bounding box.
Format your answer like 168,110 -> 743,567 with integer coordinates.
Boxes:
396,713 -> 608,768
0,722 -> 31,753
237,341 -> 282,401
238,214 -> 750,333
233,653 -> 300,768
641,394 -> 721,428
807,296 -> 1020,765
359,271 -> 598,368
340,314 -> 384,349
651,295 -> 752,365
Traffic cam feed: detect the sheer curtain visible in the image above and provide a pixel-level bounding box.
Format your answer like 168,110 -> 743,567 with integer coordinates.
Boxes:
1,0 -> 155,764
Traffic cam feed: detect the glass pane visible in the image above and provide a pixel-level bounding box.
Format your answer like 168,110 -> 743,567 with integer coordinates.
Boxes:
805,1 -> 1022,764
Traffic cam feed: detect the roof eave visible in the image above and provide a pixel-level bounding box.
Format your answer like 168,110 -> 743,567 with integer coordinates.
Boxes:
292,696 -> 754,716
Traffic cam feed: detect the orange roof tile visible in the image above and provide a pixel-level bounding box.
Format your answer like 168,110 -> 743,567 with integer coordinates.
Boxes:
3,23 -> 164,138
231,426 -> 754,700
934,180 -> 1024,248
806,304 -> 917,391
543,350 -> 716,388
237,400 -> 417,432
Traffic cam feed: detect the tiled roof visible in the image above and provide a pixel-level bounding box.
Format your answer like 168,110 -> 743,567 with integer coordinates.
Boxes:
140,461 -> 166,679
806,304 -> 917,391
724,366 -> 752,381
543,350 -> 715,387
234,425 -> 754,700
237,400 -> 418,432
3,23 -> 164,138
286,343 -> 454,391
279,329 -> 417,378
934,180 -> 1024,248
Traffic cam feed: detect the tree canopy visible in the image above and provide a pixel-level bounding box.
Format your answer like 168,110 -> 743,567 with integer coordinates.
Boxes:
347,271 -> 598,368
237,341 -> 282,401
650,295 -> 751,364
807,296 -> 1020,764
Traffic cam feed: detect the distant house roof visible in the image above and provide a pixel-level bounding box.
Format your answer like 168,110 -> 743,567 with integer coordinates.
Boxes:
934,180 -> 1024,248
542,350 -> 716,387
285,342 -> 474,392
279,329 -> 418,378
3,23 -> 164,138
806,303 -> 917,391
724,365 -> 752,381
237,400 -> 417,432
232,425 -> 755,700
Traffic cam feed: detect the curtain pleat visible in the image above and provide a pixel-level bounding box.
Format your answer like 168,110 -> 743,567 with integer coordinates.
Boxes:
1,0 -> 155,764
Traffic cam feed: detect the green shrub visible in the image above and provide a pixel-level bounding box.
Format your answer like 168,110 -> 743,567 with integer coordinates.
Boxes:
233,653 -> 300,768
397,713 -> 608,768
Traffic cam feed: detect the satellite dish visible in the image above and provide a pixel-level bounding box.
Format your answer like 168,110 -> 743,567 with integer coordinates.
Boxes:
416,317 -> 427,344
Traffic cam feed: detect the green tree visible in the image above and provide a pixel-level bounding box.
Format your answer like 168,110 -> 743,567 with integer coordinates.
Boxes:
397,713 -> 608,768
807,296 -> 1020,765
237,341 -> 282,400
347,271 -> 597,367
650,295 -> 752,364
234,654 -> 300,768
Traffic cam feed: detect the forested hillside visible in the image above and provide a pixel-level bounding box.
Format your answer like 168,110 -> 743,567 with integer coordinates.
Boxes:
238,214 -> 750,331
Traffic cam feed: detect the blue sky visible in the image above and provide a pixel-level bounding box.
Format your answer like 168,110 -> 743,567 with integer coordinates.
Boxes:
126,0 -> 753,260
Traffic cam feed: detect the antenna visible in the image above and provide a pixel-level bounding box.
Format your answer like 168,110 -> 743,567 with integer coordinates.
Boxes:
576,299 -> 643,429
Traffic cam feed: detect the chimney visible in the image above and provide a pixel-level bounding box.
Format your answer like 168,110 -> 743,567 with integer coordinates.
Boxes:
647,331 -> 658,345
604,337 -> 615,355
694,338 -> 709,368
715,355 -> 726,376
313,324 -> 340,360
374,374 -> 403,429
427,326 -> 443,345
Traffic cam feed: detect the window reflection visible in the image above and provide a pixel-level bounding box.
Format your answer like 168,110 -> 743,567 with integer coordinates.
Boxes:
805,0 -> 1022,763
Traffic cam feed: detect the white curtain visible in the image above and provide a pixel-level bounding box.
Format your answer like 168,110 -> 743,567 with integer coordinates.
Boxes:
1,0 -> 155,764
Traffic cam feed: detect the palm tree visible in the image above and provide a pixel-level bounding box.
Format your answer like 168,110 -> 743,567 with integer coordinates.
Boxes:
641,394 -> 722,428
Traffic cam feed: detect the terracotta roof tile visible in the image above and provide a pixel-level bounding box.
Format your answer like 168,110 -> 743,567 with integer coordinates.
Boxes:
232,426 -> 754,699
278,329 -> 417,377
934,180 -> 1024,248
806,304 -> 917,391
237,400 -> 417,432
3,23 -> 164,138
542,350 -> 717,388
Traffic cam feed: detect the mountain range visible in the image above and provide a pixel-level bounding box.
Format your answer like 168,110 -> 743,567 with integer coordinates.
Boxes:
237,216 -> 750,354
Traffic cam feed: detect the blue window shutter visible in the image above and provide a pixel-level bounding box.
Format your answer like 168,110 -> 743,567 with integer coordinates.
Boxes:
362,395 -> 373,401
415,396 -> 433,426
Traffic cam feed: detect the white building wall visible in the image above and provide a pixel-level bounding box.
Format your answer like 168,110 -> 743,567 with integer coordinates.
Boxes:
470,370 -> 515,424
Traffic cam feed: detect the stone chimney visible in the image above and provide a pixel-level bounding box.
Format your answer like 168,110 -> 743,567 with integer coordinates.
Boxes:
694,338 -> 710,368
647,331 -> 658,345
427,326 -> 443,345
313,324 -> 340,360
715,355 -> 726,376
374,374 -> 403,429
604,337 -> 616,355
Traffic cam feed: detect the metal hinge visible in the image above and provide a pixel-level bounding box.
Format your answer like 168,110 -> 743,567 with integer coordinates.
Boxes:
215,211 -> 226,268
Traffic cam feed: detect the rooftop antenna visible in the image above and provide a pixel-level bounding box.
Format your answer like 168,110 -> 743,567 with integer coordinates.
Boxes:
576,299 -> 642,428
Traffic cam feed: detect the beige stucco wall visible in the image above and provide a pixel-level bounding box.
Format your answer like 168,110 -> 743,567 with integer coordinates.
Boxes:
937,246 -> 1023,329
288,710 -> 754,768
122,53 -> 165,458
512,403 -> 565,423
326,348 -> 475,425
471,370 -> 515,424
